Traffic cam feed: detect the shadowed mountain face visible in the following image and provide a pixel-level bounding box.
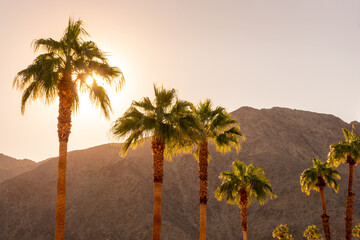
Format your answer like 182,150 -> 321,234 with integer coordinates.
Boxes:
0,154 -> 36,183
1,107 -> 360,239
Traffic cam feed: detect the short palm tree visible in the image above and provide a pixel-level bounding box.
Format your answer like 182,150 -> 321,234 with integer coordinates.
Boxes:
111,85 -> 197,240
352,223 -> 360,238
192,99 -> 244,240
215,161 -> 276,240
328,128 -> 360,240
13,18 -> 124,240
272,224 -> 294,240
303,225 -> 324,240
300,157 -> 340,240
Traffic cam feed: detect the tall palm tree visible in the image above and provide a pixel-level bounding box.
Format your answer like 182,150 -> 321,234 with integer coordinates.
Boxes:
300,158 -> 340,240
192,99 -> 244,240
13,18 -> 124,240
215,161 -> 276,240
111,85 -> 197,240
328,128 -> 360,240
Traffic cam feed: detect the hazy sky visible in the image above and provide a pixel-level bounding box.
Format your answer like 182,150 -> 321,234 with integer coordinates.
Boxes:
1,0 -> 359,162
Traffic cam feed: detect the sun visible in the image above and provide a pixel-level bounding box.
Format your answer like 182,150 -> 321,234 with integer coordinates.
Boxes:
86,74 -> 105,86
86,76 -> 93,85
78,74 -> 112,115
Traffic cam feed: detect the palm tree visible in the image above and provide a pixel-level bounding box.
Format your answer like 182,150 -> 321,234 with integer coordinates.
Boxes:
352,223 -> 360,238
111,85 -> 197,240
190,99 -> 244,240
328,128 -> 360,240
303,225 -> 323,240
13,18 -> 124,240
272,224 -> 294,240
300,158 -> 340,240
215,161 -> 276,240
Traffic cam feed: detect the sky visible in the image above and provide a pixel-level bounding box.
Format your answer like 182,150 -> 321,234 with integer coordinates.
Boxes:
0,0 -> 360,162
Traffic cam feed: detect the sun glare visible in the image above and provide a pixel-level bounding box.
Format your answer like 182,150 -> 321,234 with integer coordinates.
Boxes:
78,74 -> 114,116
86,76 -> 93,86
86,74 -> 105,86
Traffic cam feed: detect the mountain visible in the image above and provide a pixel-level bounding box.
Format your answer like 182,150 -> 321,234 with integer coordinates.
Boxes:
0,106 -> 359,239
0,154 -> 37,183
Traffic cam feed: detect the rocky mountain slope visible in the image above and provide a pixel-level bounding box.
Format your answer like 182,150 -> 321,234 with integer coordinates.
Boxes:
1,106 -> 360,239
0,154 -> 37,183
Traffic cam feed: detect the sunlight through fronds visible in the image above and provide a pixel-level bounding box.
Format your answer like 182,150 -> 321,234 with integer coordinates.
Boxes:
13,17 -> 124,116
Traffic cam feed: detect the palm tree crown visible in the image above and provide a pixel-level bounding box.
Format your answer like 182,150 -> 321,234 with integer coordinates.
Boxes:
328,128 -> 360,166
111,85 -> 197,157
300,158 -> 340,195
215,161 -> 276,206
194,99 -> 243,154
13,18 -> 124,118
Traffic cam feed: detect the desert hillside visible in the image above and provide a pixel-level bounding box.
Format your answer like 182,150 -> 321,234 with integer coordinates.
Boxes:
0,154 -> 37,183
1,106 -> 360,239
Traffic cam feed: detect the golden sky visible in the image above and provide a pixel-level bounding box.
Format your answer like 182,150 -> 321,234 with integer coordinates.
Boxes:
1,0 -> 360,161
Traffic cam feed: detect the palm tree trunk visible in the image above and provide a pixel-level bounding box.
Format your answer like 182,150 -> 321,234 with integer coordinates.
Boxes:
319,185 -> 331,240
200,203 -> 206,240
152,137 -> 165,240
199,139 -> 208,240
54,74 -> 73,240
54,141 -> 68,240
153,181 -> 162,240
240,188 -> 248,240
345,156 -> 355,240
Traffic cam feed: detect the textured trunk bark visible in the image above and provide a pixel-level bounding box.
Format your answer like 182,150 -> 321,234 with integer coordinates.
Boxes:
319,185 -> 331,240
345,157 -> 355,240
199,139 -> 208,240
152,137 -> 165,240
240,188 -> 248,240
54,73 -> 73,240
